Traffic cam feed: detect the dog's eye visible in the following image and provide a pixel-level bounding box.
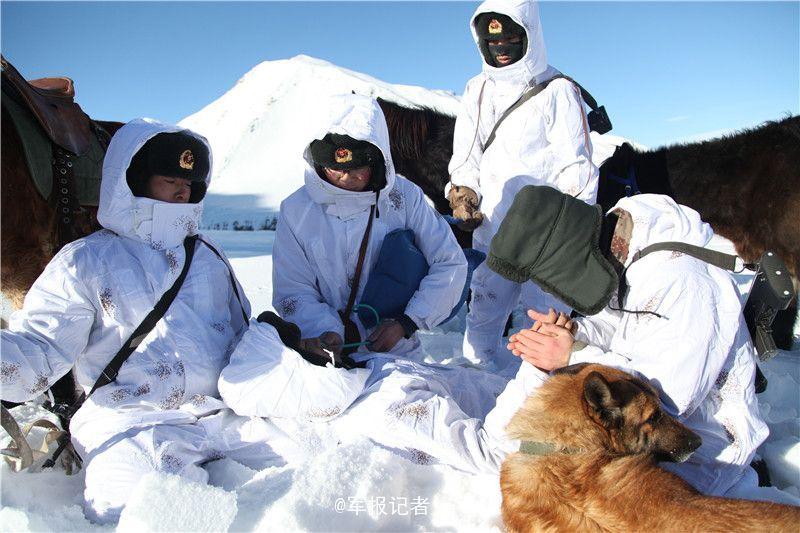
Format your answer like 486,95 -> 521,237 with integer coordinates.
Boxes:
646,411 -> 662,425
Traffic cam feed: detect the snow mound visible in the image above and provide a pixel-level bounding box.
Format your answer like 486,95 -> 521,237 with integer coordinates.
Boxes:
230,439 -> 502,531
117,472 -> 237,532
178,55 -> 460,228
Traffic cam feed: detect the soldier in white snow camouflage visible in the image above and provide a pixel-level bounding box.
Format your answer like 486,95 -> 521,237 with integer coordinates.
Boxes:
0,119 -> 296,524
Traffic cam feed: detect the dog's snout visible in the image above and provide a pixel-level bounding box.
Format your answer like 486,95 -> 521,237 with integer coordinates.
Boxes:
686,431 -> 702,453
669,430 -> 702,463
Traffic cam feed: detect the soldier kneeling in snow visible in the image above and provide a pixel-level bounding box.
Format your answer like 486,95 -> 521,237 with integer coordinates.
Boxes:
355,186 -> 798,506
1,119 -> 295,524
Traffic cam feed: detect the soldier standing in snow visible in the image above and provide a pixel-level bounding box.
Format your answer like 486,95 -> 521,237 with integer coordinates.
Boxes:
448,0 -> 599,366
270,94 -> 466,364
1,120 -> 295,523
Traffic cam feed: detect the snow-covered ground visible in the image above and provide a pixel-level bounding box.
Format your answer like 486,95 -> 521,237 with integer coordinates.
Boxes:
1,230 -> 798,532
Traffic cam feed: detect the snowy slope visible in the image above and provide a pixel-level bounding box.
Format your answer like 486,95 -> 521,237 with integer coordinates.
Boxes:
178,55 -> 637,230
178,55 -> 461,229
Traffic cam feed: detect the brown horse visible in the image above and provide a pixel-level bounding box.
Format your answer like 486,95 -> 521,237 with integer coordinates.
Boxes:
1,59 -> 123,310
597,117 -> 800,347
377,98 -> 799,347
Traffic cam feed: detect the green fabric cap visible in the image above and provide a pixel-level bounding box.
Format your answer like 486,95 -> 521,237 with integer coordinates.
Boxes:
486,185 -> 618,316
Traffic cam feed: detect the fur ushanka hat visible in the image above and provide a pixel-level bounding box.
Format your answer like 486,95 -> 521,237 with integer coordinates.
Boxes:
486,185 -> 619,315
473,12 -> 528,67
309,133 -> 386,190
126,131 -> 210,202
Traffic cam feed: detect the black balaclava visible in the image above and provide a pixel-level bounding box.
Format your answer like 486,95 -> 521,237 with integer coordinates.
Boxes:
309,133 -> 387,192
474,12 -> 527,68
126,131 -> 209,203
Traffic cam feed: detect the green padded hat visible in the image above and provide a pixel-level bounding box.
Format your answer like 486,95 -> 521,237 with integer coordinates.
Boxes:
486,185 -> 618,316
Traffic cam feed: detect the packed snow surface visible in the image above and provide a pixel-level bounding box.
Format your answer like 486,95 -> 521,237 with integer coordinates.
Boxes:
1,231 -> 798,532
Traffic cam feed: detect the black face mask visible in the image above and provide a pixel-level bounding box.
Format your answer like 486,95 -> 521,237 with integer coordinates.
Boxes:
487,41 -> 524,67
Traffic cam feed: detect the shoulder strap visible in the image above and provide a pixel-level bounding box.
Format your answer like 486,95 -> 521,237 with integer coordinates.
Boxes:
43,236 -> 198,467
629,241 -> 745,272
343,205 -> 376,320
87,235 -> 198,396
556,74 -> 600,111
617,241 -> 750,306
483,78 -> 555,151
483,73 -> 611,152
196,237 -> 248,324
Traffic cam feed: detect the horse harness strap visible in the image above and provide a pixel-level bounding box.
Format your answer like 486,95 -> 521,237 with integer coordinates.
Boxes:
519,440 -> 584,456
606,165 -> 642,197
52,146 -> 79,246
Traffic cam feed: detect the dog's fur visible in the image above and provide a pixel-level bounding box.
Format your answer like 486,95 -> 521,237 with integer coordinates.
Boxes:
500,363 -> 800,533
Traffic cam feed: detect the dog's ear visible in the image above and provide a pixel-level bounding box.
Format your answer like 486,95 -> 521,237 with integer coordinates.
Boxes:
584,371 -> 622,428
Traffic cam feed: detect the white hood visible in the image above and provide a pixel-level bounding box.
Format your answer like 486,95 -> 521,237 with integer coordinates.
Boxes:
301,94 -> 397,218
470,0 -> 551,85
614,194 -> 714,266
97,118 -> 212,249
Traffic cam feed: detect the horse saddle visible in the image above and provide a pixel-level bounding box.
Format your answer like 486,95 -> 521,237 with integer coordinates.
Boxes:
1,55 -> 93,156
2,57 -> 105,206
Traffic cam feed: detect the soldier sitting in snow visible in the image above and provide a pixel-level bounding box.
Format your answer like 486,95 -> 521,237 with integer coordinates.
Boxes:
217,94 -> 469,421
271,93 -> 466,363
1,119 -> 296,524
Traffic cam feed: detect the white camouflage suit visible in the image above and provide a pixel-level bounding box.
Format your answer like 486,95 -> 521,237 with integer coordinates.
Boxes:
362,194 -> 796,504
271,94 -> 467,362
449,0 -> 599,364
0,119 -> 297,523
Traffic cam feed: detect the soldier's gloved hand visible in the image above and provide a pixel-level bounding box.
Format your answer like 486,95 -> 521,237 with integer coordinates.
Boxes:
297,331 -> 344,367
256,311 -> 302,347
367,319 -> 413,352
448,185 -> 484,231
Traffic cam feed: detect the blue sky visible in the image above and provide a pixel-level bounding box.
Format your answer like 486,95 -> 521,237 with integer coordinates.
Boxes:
2,1 -> 798,147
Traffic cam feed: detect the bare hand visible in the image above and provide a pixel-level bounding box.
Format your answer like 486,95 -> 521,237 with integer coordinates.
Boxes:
507,309 -> 574,371
319,331 -> 343,357
367,320 -> 406,352
527,308 -> 575,333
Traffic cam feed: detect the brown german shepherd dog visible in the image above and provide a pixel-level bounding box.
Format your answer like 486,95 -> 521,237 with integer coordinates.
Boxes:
500,363 -> 800,533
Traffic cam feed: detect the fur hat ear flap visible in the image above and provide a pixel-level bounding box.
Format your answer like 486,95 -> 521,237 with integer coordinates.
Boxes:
584,372 -> 622,428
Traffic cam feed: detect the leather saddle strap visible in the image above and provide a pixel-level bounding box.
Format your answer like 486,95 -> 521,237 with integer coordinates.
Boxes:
52,145 -> 78,250
342,205 -> 376,321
